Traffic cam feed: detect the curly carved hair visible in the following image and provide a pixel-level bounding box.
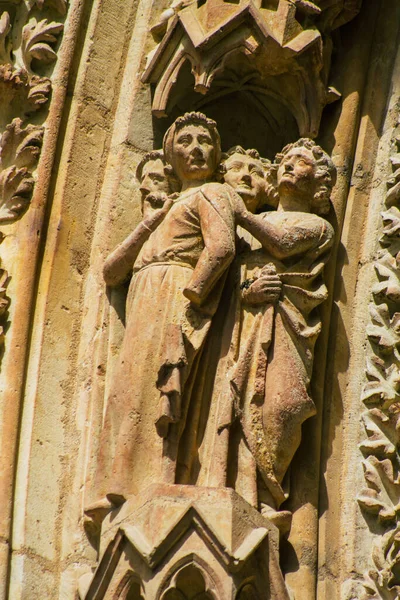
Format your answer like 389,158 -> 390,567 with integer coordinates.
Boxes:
274,138 -> 337,215
136,149 -> 180,193
163,112 -> 221,175
219,145 -> 268,171
220,145 -> 278,210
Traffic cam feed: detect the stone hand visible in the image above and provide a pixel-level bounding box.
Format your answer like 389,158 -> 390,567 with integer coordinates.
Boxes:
242,273 -> 282,306
143,192 -> 172,215
230,189 -> 249,224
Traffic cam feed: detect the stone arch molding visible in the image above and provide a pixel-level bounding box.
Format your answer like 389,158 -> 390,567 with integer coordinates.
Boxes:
157,555 -> 220,600
114,571 -> 145,600
234,580 -> 258,600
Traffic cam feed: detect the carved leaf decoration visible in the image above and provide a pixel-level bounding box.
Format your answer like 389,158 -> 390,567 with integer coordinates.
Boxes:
27,75 -> 52,107
22,18 -> 63,73
357,490 -> 395,523
362,528 -> 400,599
360,122 -> 400,600
0,166 -> 34,222
390,154 -> 400,169
0,268 -> 9,346
374,253 -> 400,303
381,208 -> 400,240
362,359 -> 400,410
360,408 -> 398,457
0,268 -> 9,316
0,12 -> 12,65
387,167 -> 400,188
386,156 -> 400,207
363,575 -> 400,600
358,455 -> 400,525
386,172 -> 400,208
0,118 -> 44,169
0,67 -> 51,128
31,0 -> 68,15
367,303 -> 400,358
0,118 -> 43,222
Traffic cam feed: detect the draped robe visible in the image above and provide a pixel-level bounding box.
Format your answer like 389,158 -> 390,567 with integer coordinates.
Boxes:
180,210 -> 334,509
92,183 -> 236,501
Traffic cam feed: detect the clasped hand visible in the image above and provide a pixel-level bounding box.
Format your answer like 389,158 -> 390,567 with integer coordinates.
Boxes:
143,192 -> 174,216
242,265 -> 282,306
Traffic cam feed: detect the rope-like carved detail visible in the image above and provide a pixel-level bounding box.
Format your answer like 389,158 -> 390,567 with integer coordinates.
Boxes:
358,125 -> 400,599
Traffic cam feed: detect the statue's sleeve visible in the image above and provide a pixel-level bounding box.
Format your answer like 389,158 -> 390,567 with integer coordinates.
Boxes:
183,184 -> 236,306
241,211 -> 333,260
280,217 -> 334,316
103,204 -> 171,286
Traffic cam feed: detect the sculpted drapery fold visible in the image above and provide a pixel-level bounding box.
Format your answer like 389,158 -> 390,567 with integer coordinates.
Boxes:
177,141 -> 336,525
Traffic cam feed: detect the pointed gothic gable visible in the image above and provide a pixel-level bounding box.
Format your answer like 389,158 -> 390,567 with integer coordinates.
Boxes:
142,0 -> 329,137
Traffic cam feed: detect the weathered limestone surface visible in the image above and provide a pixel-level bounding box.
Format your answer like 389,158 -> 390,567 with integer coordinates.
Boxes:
84,484 -> 289,600
0,0 -> 399,598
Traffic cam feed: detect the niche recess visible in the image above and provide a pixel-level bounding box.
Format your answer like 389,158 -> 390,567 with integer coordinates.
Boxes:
141,0 -> 342,156
150,56 -> 299,158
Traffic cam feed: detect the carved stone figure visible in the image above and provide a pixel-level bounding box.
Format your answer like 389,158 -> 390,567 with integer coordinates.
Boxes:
102,151 -> 179,288
135,149 -> 180,218
192,140 -> 336,529
177,146 -> 279,486
2,0 -> 393,595
90,112 -> 240,516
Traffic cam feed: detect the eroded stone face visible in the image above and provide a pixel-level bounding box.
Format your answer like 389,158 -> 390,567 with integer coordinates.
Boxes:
223,151 -> 266,213
137,154 -> 179,218
169,124 -> 217,183
277,147 -> 317,201
139,158 -> 171,198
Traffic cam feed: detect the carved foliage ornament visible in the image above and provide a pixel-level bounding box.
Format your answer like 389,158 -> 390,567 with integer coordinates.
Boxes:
0,0 -> 65,220
358,120 -> 400,599
0,0 -> 66,354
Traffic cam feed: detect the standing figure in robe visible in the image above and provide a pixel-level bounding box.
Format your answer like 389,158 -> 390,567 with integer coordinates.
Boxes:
179,146 -> 279,484
89,112 -> 243,516
195,140 -> 336,531
102,150 -> 181,289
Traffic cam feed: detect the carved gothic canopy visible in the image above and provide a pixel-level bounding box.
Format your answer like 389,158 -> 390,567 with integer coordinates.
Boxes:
142,0 -> 361,138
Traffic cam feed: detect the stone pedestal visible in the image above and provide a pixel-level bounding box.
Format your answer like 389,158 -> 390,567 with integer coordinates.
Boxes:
82,484 -> 290,599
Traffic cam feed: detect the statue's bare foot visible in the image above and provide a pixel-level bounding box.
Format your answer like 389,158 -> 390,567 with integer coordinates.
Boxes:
155,414 -> 172,438
84,494 -> 126,548
261,505 -> 292,537
156,394 -> 175,438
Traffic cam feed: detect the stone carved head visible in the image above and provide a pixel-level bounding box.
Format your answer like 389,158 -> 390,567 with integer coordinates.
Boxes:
136,150 -> 180,216
274,138 -> 337,215
220,145 -> 276,214
163,112 -> 221,185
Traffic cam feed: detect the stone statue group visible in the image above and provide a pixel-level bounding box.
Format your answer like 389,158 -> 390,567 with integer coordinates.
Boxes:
86,111 -> 336,537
